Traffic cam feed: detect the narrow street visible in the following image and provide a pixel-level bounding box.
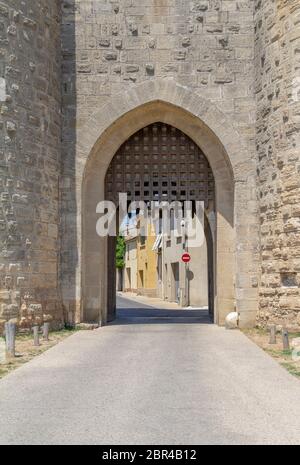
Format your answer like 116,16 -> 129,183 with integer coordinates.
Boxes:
0,295 -> 300,445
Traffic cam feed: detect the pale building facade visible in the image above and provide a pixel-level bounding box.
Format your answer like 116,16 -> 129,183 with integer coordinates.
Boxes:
123,213 -> 210,309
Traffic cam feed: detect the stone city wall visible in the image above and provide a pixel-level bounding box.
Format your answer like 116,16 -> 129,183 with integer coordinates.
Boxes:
0,1 -> 63,332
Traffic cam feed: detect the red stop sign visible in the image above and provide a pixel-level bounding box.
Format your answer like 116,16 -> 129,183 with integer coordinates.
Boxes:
182,253 -> 191,263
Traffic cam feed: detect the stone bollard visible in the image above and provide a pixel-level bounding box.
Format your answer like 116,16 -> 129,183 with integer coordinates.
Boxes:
33,326 -> 40,347
269,324 -> 277,344
282,329 -> 290,351
43,322 -> 50,341
5,322 -> 16,360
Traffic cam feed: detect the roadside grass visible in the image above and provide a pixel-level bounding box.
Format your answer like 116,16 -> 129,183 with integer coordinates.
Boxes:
0,327 -> 80,380
243,328 -> 300,380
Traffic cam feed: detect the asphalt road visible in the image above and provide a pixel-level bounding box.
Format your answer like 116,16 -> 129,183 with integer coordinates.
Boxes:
1,295 -> 300,445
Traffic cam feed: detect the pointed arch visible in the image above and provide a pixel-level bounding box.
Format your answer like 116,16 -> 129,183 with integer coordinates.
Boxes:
65,79 -> 258,327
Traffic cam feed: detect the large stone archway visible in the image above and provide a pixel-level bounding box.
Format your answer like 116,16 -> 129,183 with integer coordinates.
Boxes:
63,79 -> 258,328
104,122 -> 216,322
